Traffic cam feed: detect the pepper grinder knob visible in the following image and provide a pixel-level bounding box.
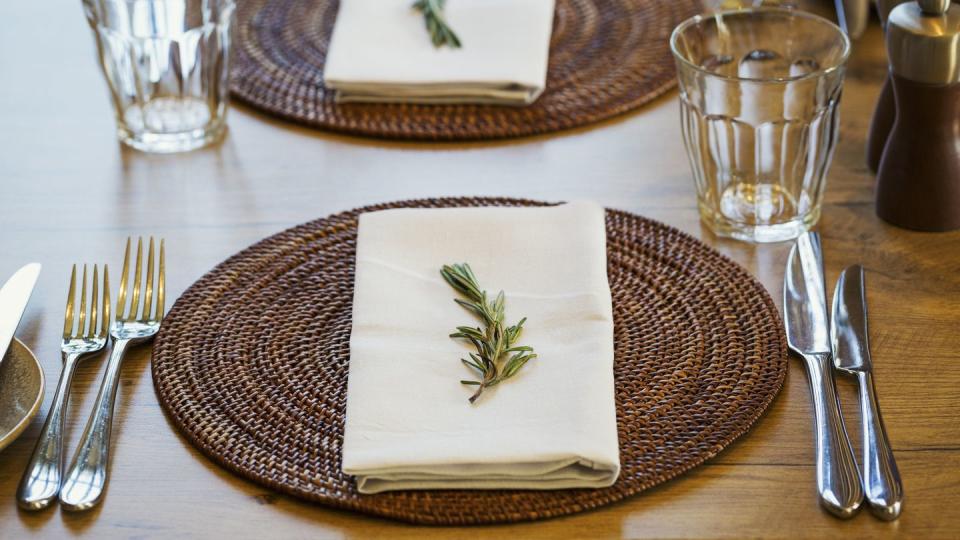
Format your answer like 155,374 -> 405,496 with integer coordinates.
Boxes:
917,0 -> 950,14
877,0 -> 914,24
887,0 -> 960,86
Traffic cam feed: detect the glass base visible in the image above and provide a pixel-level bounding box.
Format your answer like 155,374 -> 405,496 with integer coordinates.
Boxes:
118,121 -> 226,153
699,201 -> 820,243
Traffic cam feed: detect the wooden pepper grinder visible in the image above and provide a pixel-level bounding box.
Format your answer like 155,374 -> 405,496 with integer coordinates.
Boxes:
876,0 -> 960,231
865,0 -> 912,173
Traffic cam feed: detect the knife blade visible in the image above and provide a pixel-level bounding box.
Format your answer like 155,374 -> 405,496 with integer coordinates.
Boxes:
833,265 -> 872,372
783,232 -> 863,518
834,0 -> 850,35
831,265 -> 904,520
0,263 -> 42,367
784,233 -> 831,355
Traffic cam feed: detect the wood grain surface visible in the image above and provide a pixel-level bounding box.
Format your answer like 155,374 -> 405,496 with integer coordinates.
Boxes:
0,2 -> 958,538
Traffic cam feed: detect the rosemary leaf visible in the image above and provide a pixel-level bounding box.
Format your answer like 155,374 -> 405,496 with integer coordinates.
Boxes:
442,263 -> 538,404
461,358 -> 483,373
412,0 -> 461,49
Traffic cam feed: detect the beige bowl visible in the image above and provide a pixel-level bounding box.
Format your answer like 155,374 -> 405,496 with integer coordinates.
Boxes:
0,338 -> 44,452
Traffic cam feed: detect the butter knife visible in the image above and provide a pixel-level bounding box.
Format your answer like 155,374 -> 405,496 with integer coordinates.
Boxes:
831,264 -> 904,520
784,232 -> 863,518
0,264 -> 42,367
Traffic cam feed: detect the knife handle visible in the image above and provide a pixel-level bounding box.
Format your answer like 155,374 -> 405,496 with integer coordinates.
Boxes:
803,352 -> 863,518
857,371 -> 904,520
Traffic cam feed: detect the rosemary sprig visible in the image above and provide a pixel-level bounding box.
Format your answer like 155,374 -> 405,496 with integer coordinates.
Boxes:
441,263 -> 537,404
412,0 -> 461,49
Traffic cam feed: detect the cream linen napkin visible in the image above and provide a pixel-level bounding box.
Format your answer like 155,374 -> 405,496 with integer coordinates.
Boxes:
342,202 -> 620,493
323,0 -> 555,105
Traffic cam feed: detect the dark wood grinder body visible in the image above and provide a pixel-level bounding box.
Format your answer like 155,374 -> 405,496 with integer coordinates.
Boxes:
876,75 -> 960,231
866,0 -> 911,174
867,77 -> 895,174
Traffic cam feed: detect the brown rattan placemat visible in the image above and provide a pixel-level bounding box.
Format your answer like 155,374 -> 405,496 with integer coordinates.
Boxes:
230,0 -> 699,140
151,197 -> 787,525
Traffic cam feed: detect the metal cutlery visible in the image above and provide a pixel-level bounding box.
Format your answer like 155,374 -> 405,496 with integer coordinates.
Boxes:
831,264 -> 904,520
0,264 -> 42,369
833,0 -> 850,35
783,232 -> 863,518
60,238 -> 165,511
835,0 -> 869,39
17,265 -> 109,510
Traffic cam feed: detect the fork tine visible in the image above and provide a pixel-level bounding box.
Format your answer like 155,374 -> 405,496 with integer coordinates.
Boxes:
78,265 -> 88,338
129,238 -> 143,322
155,239 -> 165,321
63,265 -> 77,339
142,237 -> 155,322
89,265 -> 99,339
102,265 -> 111,337
117,238 -> 131,320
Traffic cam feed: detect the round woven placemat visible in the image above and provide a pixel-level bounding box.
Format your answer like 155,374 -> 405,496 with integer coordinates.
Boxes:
152,197 -> 787,525
230,0 -> 699,140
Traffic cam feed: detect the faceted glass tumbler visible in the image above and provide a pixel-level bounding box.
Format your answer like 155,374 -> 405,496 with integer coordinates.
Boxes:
670,8 -> 850,243
83,0 -> 236,153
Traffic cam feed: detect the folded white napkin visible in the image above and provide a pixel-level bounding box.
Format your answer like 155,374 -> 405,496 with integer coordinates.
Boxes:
323,0 -> 556,105
342,202 -> 620,493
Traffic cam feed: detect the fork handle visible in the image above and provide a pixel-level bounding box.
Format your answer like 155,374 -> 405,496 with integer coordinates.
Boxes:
802,352 -> 864,518
16,353 -> 81,510
857,371 -> 904,520
59,338 -> 131,511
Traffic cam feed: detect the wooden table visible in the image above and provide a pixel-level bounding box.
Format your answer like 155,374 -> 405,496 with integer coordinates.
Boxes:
1,2 -> 958,537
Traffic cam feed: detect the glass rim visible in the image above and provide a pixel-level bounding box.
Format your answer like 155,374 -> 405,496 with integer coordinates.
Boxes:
669,7 -> 852,84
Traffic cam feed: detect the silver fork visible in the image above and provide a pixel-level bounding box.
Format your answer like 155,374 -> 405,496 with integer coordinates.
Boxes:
60,237 -> 165,511
17,265 -> 109,510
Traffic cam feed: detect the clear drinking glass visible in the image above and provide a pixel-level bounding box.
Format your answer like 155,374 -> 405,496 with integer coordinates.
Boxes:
83,0 -> 236,153
670,8 -> 850,243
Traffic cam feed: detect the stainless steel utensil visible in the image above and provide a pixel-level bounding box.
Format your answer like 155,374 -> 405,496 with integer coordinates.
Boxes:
841,0 -> 870,38
831,264 -> 904,520
834,0 -> 850,34
0,264 -> 41,368
17,265 -> 109,510
783,232 -> 863,518
60,238 -> 165,511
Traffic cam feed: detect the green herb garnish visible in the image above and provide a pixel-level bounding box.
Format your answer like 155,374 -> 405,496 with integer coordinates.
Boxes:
413,0 -> 461,49
441,263 -> 537,404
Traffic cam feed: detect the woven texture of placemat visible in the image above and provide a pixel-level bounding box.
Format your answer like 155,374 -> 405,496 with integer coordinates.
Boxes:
230,0 -> 699,140
152,197 -> 787,525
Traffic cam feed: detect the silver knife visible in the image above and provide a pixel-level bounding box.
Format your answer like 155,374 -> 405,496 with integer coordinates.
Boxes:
834,0 -> 850,35
783,232 -> 863,518
0,263 -> 42,366
832,264 -> 904,520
